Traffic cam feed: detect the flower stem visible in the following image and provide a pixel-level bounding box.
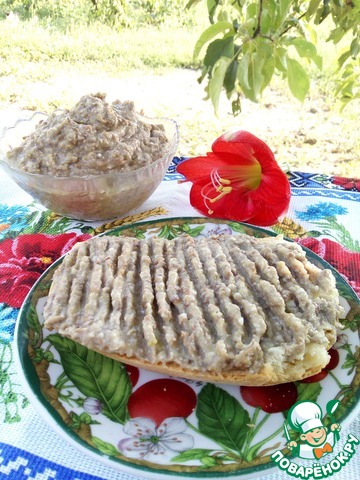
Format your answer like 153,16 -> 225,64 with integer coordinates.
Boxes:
54,371 -> 71,391
241,408 -> 270,459
244,423 -> 284,462
328,371 -> 346,390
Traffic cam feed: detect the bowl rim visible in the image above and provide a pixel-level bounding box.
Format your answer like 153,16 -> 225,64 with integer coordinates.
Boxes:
0,111 -> 179,181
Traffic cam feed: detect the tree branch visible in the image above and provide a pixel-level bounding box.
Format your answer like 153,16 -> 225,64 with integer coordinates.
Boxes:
280,12 -> 307,38
252,0 -> 264,38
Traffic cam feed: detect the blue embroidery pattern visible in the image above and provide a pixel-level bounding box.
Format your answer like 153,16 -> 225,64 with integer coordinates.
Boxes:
296,202 -> 348,221
289,172 -> 360,201
0,204 -> 31,239
164,156 -> 186,181
288,171 -> 332,188
0,443 -> 106,480
0,304 -> 18,344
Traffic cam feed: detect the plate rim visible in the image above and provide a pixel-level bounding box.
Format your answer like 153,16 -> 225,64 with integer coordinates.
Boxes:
14,216 -> 360,479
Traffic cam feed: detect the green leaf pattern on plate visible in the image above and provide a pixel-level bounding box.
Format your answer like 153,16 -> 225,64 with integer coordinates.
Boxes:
47,334 -> 132,424
196,383 -> 250,455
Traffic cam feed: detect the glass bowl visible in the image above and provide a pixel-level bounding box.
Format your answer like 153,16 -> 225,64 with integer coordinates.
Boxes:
0,112 -> 179,221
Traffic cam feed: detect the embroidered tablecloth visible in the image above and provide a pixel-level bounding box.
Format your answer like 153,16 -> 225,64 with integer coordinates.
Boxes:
0,157 -> 360,480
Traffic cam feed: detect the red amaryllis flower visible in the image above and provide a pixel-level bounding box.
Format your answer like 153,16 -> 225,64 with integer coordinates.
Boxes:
332,176 -> 360,191
0,232 -> 91,308
297,237 -> 360,296
177,130 -> 291,226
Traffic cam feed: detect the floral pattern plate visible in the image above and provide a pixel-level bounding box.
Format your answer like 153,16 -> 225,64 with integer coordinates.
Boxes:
14,217 -> 360,480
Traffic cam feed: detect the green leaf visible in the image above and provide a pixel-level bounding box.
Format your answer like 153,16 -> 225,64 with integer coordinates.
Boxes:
237,51 -> 270,102
79,412 -> 94,424
231,94 -> 242,116
224,59 -> 238,97
196,383 -> 250,454
283,382 -> 322,419
48,334 -> 131,424
338,50 -> 351,68
207,0 -> 220,23
194,21 -> 234,59
342,346 -> 359,374
217,9 -> 231,23
350,38 -> 360,58
315,2 -> 331,24
186,0 -> 201,9
262,56 -> 275,92
275,0 -> 292,29
188,225 -> 205,237
303,22 -> 318,45
246,2 -> 258,20
237,52 -> 251,91
253,39 -> 275,92
305,0 -> 322,20
291,38 -> 322,68
227,221 -> 247,233
260,8 -> 272,35
336,281 -> 357,302
274,45 -> 288,74
204,36 -> 234,68
343,311 -> 360,331
27,305 -> 42,347
296,381 -> 322,403
201,456 -> 218,466
172,448 -> 215,462
209,56 -> 232,114
306,230 -> 323,238
92,437 -> 120,456
158,225 -> 174,239
242,51 -> 266,101
327,26 -> 347,44
286,57 -> 310,101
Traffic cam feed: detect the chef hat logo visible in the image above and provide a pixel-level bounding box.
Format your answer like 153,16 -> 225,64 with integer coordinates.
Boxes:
288,401 -> 324,433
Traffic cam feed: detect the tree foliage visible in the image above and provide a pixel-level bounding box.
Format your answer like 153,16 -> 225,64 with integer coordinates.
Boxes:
0,0 -> 194,28
187,0 -> 360,114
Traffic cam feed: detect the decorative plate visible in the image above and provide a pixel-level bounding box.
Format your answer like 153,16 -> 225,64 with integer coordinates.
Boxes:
15,217 -> 360,480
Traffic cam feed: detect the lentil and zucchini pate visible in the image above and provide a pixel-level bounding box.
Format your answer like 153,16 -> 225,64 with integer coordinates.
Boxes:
43,234 -> 343,385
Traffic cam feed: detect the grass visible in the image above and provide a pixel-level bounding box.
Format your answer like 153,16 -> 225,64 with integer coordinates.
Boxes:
0,22 -> 202,70
0,20 -> 202,73
0,18 -> 203,110
0,14 -> 359,176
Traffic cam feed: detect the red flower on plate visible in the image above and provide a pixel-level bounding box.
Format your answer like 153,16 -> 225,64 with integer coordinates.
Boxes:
0,232 -> 91,308
297,237 -> 360,296
332,176 -> 360,191
177,130 -> 291,226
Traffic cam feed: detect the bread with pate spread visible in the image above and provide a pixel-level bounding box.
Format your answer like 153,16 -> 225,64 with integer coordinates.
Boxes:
43,234 -> 344,386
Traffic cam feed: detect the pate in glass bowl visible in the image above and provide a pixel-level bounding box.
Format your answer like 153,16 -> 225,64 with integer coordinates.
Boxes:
0,93 -> 179,221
